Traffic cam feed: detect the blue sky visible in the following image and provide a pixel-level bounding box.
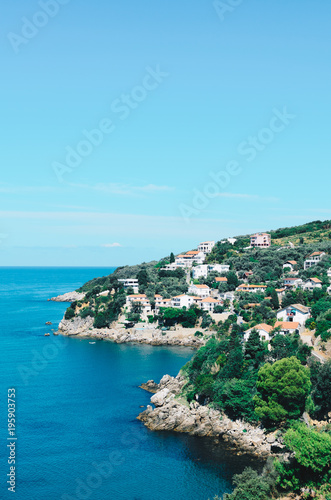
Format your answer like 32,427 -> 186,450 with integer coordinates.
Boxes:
1,0 -> 331,266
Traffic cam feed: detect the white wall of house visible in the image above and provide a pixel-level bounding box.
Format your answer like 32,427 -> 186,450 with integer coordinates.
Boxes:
188,284 -> 210,297
276,305 -> 310,325
198,241 -> 215,254
171,295 -> 195,308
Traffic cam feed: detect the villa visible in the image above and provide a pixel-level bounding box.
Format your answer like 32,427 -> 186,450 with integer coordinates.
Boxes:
304,251 -> 326,270
276,303 -> 310,326
250,233 -> 271,248
188,284 -> 211,298
302,277 -> 323,291
197,241 -> 215,254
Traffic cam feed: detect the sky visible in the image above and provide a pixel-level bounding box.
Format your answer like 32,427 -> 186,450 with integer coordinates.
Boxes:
1,0 -> 331,266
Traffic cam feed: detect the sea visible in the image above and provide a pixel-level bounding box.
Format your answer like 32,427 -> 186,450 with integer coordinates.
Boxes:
0,267 -> 263,500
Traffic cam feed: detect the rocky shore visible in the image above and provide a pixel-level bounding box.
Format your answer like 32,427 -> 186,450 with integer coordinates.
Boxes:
57,316 -> 210,347
138,374 -> 285,458
50,291 -> 86,302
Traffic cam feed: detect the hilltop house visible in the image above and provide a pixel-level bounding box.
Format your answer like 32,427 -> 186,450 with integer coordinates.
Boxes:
250,233 -> 271,248
276,304 -> 310,326
188,284 -> 210,298
197,241 -> 215,254
304,252 -> 326,270
302,277 -> 323,291
118,278 -> 139,294
175,251 -> 205,268
283,260 -> 297,272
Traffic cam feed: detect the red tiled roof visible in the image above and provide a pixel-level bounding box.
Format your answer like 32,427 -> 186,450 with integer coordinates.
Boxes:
248,323 -> 273,333
215,277 -> 227,282
274,321 -> 299,330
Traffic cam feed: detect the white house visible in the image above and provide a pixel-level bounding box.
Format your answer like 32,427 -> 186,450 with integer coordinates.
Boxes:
175,251 -> 205,268
188,284 -> 210,298
200,297 -> 222,313
244,323 -> 273,343
275,288 -> 286,301
192,264 -> 208,279
274,321 -> 300,334
302,277 -> 323,291
250,233 -> 271,248
171,294 -> 195,309
276,303 -> 310,326
236,284 -> 267,293
192,263 -> 230,279
198,241 -> 215,254
160,263 -> 178,271
126,294 -> 152,318
118,278 -> 139,294
283,260 -> 297,272
220,292 -> 235,302
154,297 -> 172,314
215,277 -> 228,285
327,268 -> 331,279
304,252 -> 326,270
283,277 -> 303,289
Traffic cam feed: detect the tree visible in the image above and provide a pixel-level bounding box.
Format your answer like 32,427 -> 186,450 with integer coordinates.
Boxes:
137,269 -> 149,287
270,289 -> 279,310
223,467 -> 272,500
254,357 -> 311,425
227,271 -> 239,291
244,330 -> 268,368
65,307 -> 75,320
275,425 -> 331,491
310,360 -> 331,418
216,379 -> 257,421
169,252 -> 175,263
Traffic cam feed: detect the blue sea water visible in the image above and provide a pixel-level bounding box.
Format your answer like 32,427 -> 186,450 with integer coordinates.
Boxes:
0,267 -> 263,500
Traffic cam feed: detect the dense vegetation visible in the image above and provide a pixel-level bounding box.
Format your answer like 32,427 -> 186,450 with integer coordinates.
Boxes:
63,220 -> 331,498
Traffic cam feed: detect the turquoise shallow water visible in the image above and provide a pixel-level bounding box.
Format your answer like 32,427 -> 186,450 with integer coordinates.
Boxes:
0,267 -> 263,500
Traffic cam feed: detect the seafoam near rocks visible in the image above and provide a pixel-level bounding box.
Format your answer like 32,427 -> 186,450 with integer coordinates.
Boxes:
138,374 -> 284,458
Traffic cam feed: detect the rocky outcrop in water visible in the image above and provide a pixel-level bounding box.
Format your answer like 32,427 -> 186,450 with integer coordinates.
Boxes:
138,374 -> 284,458
50,291 -> 86,302
57,319 -> 205,347
58,316 -> 94,335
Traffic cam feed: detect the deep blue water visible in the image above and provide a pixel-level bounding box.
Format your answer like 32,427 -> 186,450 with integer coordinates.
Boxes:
0,267 -> 263,500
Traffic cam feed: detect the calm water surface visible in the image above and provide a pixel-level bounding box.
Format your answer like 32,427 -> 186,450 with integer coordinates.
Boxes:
0,267 -> 263,500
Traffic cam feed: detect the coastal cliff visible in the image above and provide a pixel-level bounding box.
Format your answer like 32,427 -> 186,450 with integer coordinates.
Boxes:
138,374 -> 285,458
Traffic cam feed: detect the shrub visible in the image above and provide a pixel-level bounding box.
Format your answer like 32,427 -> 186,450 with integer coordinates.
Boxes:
79,307 -> 94,319
65,307 -> 75,320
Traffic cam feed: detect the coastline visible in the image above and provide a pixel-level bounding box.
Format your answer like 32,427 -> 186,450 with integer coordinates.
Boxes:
137,374 -> 286,459
57,316 -> 212,348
